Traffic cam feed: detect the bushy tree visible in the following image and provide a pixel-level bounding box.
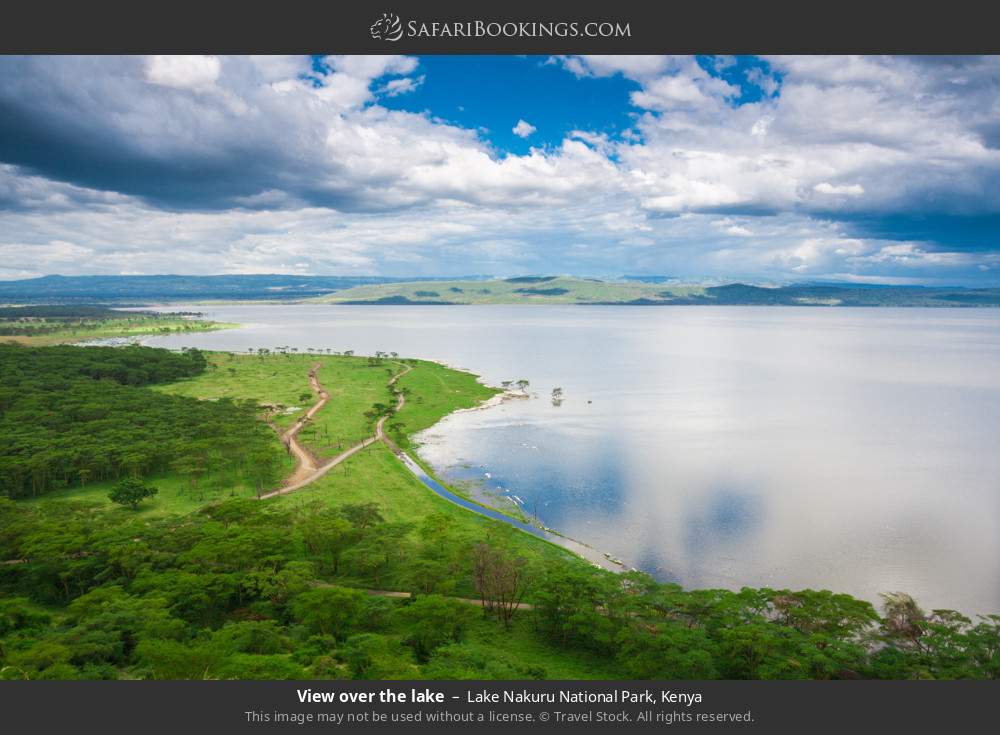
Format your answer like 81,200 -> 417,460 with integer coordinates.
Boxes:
108,477 -> 159,510
291,586 -> 365,640
398,595 -> 476,662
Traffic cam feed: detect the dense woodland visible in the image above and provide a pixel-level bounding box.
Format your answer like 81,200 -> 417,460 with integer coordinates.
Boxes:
1,496 -> 998,680
0,344 -> 997,680
0,344 -> 280,498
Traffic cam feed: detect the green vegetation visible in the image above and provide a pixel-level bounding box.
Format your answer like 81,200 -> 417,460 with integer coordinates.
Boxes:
108,478 -> 159,510
390,359 -> 496,451
156,350 -> 495,460
0,344 -> 282,501
1,344 -> 998,681
0,305 -> 234,346
311,276 -> 696,305
310,277 -> 1000,307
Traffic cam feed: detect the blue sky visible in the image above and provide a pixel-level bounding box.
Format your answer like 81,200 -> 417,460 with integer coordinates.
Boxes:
376,55 -> 780,155
378,55 -> 642,155
0,54 -> 997,284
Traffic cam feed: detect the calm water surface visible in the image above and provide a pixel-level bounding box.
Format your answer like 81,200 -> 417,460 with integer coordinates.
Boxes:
144,305 -> 1000,614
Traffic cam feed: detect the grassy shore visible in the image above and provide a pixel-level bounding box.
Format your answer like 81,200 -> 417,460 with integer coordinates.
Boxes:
1,313 -> 236,346
156,351 -> 543,529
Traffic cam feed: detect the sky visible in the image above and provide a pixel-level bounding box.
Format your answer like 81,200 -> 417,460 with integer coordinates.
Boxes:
0,54 -> 999,285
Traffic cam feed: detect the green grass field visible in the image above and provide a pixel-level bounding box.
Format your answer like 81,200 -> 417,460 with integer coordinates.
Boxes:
392,360 -> 497,446
156,351 -> 497,456
309,276 -> 707,305
154,351 -> 530,522
156,352 -> 319,431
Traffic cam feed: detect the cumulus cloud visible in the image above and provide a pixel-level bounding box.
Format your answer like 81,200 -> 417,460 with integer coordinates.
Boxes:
379,75 -> 425,97
814,182 -> 865,196
512,119 -> 537,138
145,55 -> 221,91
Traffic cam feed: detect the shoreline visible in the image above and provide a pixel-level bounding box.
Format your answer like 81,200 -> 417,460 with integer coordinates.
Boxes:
403,376 -> 628,574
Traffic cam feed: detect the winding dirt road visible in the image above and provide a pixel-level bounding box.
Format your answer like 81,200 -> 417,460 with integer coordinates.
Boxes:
258,362 -> 411,500
277,364 -> 327,488
375,364 -> 412,451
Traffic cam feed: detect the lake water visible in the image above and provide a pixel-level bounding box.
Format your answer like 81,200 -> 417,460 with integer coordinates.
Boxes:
143,304 -> 1000,615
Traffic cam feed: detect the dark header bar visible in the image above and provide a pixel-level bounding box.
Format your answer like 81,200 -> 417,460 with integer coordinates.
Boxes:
2,0 -> 1000,54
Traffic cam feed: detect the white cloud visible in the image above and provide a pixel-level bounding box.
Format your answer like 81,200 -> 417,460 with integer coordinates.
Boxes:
750,116 -> 774,137
145,55 -> 221,91
550,55 -> 676,81
512,119 -> 537,138
746,67 -> 779,97
315,55 -> 419,109
814,182 -> 865,196
379,75 -> 425,97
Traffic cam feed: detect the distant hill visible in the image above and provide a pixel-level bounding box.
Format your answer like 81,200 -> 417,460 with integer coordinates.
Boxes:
312,276 -> 1000,307
3,274 -> 999,307
0,274 -> 468,303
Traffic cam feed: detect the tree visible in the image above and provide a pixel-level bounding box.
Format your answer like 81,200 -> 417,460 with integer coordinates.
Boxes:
398,595 -> 475,662
299,515 -> 355,574
472,543 -> 531,628
881,592 -> 927,650
341,633 -> 417,679
387,421 -> 407,446
617,624 -> 718,679
108,477 -> 158,510
291,586 -> 365,640
515,379 -> 530,393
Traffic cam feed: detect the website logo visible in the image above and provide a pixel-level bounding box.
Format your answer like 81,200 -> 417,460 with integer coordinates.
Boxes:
370,12 -> 404,42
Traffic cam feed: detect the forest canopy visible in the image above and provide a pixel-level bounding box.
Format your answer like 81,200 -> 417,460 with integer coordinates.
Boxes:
0,344 -> 278,498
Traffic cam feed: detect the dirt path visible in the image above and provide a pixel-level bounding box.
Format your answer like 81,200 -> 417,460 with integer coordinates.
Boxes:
375,364 -> 412,449
364,587 -> 534,611
259,362 -> 411,500
275,363 -> 328,488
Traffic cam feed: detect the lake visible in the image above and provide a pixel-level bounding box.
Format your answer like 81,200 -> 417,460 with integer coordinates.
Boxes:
142,304 -> 1000,615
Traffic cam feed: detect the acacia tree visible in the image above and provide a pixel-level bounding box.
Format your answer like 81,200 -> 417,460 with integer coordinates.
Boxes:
881,592 -> 927,650
472,542 -> 531,628
108,477 -> 158,510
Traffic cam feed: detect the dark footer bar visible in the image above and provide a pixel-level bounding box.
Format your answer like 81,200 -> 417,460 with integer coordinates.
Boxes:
0,680 -> 993,733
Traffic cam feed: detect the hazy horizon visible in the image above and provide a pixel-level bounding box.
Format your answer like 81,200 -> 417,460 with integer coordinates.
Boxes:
3,272 -> 999,291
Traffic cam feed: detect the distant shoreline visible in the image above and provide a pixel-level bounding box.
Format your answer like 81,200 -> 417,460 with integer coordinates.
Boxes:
4,274 -> 1000,308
